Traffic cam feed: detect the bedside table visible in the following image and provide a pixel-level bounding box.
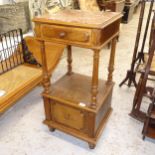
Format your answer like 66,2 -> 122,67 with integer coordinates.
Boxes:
33,9 -> 122,149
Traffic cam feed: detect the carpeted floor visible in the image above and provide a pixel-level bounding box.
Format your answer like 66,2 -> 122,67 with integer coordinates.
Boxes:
0,3 -> 155,155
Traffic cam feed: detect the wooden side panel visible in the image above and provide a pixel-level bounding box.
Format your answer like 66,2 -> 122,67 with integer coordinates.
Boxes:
95,88 -> 113,131
24,36 -> 42,64
84,112 -> 96,137
99,20 -> 120,46
44,42 -> 66,73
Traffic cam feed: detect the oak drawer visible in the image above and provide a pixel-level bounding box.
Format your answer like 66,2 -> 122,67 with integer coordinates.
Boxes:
51,102 -> 84,130
41,25 -> 91,43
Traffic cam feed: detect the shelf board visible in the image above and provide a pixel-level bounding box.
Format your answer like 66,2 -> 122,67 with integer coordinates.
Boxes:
44,73 -> 114,110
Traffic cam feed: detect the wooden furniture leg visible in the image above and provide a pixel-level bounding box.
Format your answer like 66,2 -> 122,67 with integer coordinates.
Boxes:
67,45 -> 73,75
43,97 -> 56,131
40,41 -> 53,127
91,49 -> 100,108
107,37 -> 117,84
40,41 -> 51,94
88,143 -> 96,149
41,42 -> 66,122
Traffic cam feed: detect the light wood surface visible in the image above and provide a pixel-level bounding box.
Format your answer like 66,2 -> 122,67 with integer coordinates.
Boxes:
44,42 -> 66,73
0,64 -> 42,114
33,9 -> 122,29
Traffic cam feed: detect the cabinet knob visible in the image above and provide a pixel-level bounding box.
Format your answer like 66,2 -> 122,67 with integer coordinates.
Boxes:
59,32 -> 66,38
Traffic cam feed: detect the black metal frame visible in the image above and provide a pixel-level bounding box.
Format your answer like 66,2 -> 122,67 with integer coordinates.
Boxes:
0,28 -> 25,75
0,28 -> 40,75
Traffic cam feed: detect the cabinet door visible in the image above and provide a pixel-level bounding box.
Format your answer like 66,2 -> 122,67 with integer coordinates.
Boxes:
51,102 -> 84,130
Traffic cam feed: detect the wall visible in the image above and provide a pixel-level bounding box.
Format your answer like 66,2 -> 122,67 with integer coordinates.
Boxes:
0,0 -> 10,5
0,0 -> 28,5
0,1 -> 31,33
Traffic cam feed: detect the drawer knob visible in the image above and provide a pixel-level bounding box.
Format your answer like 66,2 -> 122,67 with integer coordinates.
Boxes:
84,32 -> 90,42
59,32 -> 66,38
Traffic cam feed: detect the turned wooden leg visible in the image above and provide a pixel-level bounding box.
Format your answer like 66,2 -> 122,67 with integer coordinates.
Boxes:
43,97 -> 51,121
91,49 -> 100,108
107,37 -> 117,84
67,45 -> 73,75
88,143 -> 96,149
40,41 -> 51,94
42,73 -> 51,94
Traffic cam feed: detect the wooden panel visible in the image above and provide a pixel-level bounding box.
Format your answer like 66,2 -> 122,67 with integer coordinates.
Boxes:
41,25 -> 91,43
44,42 -> 66,73
99,20 -> 120,46
52,102 -> 84,130
24,36 -> 42,64
95,89 -> 112,131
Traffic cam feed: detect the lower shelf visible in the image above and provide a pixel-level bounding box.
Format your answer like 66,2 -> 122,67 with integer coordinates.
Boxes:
44,73 -> 114,110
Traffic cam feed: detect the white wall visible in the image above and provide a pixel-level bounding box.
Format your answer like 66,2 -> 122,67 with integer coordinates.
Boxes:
0,0 -> 11,5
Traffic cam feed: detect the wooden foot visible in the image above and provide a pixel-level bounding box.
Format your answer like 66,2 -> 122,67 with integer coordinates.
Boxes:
49,127 -> 56,132
88,143 -> 96,149
142,135 -> 145,140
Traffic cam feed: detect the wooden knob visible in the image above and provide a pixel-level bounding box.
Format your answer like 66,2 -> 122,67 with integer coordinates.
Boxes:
59,32 -> 66,38
84,32 -> 90,42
